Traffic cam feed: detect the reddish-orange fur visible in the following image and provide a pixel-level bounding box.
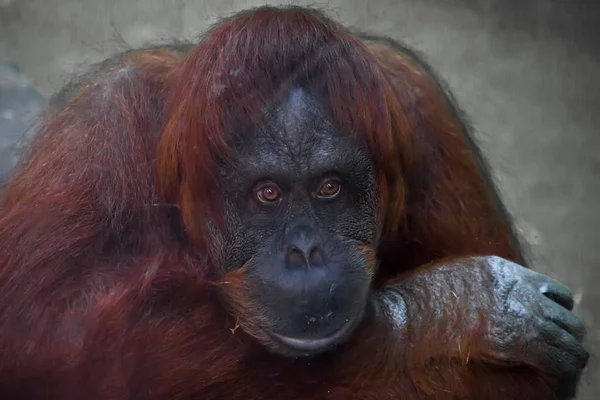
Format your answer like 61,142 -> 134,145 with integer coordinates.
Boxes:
0,6 -> 560,400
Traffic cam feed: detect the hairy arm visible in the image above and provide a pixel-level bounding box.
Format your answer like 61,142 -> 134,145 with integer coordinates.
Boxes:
0,47 -> 199,399
334,256 -> 588,400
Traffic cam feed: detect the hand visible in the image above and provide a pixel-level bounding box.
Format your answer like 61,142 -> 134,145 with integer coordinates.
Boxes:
483,256 -> 589,392
377,256 -> 589,399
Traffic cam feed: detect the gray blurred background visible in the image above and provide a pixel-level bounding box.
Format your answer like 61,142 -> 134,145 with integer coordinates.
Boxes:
0,0 -> 598,398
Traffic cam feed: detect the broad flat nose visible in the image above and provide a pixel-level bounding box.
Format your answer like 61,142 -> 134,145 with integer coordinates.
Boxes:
284,220 -> 328,269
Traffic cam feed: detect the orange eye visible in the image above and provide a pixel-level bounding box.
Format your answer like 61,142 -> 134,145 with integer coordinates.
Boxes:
254,182 -> 282,204
316,178 -> 341,199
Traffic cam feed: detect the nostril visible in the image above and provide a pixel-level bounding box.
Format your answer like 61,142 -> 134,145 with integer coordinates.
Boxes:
286,246 -> 308,269
308,246 -> 327,267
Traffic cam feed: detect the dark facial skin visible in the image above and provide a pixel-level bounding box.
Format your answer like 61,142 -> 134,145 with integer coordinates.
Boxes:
218,87 -> 379,356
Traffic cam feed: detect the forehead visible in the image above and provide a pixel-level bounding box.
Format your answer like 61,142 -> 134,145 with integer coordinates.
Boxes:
233,88 -> 363,177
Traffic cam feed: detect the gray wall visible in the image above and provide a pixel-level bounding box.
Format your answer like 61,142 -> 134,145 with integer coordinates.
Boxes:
1,0 -> 598,398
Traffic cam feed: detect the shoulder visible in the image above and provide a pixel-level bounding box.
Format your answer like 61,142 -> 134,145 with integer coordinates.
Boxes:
49,43 -> 193,112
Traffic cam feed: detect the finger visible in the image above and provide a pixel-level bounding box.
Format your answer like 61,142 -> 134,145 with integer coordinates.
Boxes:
536,319 -> 590,374
541,281 -> 574,311
524,269 -> 575,311
539,295 -> 585,342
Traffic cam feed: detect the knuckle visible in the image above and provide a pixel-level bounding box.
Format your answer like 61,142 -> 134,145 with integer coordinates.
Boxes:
532,315 -> 550,339
563,347 -> 589,376
488,314 -> 589,378
542,284 -> 574,310
578,349 -> 590,369
567,315 -> 586,342
487,255 -> 520,275
485,255 -> 507,264
540,279 -> 572,296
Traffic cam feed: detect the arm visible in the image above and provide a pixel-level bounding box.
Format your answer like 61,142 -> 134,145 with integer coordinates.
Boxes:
0,47 -> 188,399
337,256 -> 588,400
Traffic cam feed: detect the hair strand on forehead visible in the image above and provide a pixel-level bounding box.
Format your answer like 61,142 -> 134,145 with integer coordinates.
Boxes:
157,5 -> 413,256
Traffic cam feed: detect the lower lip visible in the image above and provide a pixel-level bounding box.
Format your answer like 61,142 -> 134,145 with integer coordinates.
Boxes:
270,315 -> 361,353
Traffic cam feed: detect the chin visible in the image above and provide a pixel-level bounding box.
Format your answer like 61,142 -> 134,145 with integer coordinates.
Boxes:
258,302 -> 368,358
271,312 -> 365,357
216,251 -> 375,358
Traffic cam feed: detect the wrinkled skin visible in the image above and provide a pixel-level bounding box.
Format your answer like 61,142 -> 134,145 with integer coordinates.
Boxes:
483,257 -> 587,382
218,87 -> 378,356
379,256 -> 588,398
215,86 -> 589,392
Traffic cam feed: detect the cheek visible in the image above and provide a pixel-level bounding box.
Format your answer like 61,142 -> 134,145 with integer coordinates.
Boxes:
221,205 -> 253,270
221,206 -> 282,271
316,204 -> 378,243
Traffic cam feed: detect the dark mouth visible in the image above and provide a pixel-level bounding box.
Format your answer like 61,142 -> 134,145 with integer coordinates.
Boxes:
270,313 -> 362,355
